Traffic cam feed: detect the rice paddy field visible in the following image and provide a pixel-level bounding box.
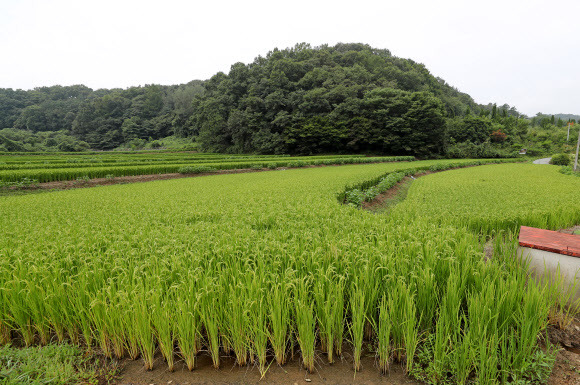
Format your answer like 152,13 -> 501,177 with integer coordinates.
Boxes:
0,152 -> 413,183
0,157 -> 578,384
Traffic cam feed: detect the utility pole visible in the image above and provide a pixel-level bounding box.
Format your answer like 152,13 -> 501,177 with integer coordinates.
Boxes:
575,125 -> 580,172
567,122 -> 571,142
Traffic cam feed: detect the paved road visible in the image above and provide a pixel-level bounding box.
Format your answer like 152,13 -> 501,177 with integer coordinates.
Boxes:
533,157 -> 552,164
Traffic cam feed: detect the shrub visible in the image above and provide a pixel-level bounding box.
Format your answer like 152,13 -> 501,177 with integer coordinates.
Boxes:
345,189 -> 365,206
267,163 -> 278,170
559,166 -> 579,176
550,153 -> 571,166
364,186 -> 380,202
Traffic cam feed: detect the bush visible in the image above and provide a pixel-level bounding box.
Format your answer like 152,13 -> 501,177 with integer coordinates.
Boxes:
550,153 -> 571,166
149,140 -> 162,149
559,166 -> 579,176
267,163 -> 278,169
446,141 -> 517,159
345,189 -> 365,206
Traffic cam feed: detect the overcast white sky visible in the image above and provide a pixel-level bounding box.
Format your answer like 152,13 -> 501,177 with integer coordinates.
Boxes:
0,0 -> 578,116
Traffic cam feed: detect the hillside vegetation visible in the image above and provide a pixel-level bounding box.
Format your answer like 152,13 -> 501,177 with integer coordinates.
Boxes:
0,43 -> 576,157
191,43 -> 479,156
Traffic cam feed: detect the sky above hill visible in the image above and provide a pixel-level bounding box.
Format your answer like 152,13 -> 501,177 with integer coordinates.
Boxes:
0,0 -> 578,117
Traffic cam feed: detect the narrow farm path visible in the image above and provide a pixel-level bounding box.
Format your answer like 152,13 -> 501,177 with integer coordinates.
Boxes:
533,157 -> 552,164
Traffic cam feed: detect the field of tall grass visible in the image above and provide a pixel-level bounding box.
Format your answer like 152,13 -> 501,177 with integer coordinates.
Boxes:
0,160 -> 576,383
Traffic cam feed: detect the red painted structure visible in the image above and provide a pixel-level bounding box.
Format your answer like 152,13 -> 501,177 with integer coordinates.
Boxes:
519,226 -> 580,258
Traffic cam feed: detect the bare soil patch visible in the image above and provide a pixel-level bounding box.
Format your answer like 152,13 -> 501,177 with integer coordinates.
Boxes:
362,171 -> 436,212
558,225 -> 580,235
116,350 -> 420,385
547,314 -> 580,385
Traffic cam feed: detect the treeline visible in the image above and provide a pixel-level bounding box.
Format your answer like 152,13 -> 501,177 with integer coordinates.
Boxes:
0,81 -> 204,151
531,113 -> 579,128
1,42 -> 569,157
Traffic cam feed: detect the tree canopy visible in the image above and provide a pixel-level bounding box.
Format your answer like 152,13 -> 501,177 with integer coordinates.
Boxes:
190,43 -> 478,155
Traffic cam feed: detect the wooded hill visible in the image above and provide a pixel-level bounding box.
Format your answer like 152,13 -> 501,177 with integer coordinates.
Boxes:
0,43 -> 536,156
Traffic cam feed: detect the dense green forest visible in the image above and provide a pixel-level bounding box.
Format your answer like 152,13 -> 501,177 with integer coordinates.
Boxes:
0,43 -> 577,156
0,81 -> 203,151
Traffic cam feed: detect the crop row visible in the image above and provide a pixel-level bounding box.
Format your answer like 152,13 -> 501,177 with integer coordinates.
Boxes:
0,154 -> 397,170
336,158 -> 523,205
392,163 -> 580,234
0,161 -> 574,383
0,156 -> 414,183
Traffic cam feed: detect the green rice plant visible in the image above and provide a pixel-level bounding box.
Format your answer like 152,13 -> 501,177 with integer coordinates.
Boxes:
333,278 -> 345,357
199,279 -> 221,369
0,158 -> 574,381
248,276 -> 268,377
452,317 -> 473,385
26,283 -> 51,346
89,294 -> 112,359
178,165 -> 216,174
6,281 -> 35,347
174,280 -> 200,371
313,269 -> 344,363
134,299 -> 155,370
476,331 -> 498,385
294,278 -> 316,373
122,304 -> 140,360
152,294 -> 175,371
402,289 -> 418,374
512,284 -> 550,374
69,276 -> 94,348
224,281 -> 250,366
377,294 -> 392,374
543,266 -> 580,329
268,281 -> 291,365
349,281 -> 365,371
414,267 -> 437,332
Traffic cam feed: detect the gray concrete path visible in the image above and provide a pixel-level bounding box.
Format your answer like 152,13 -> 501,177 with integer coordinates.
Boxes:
533,157 -> 552,164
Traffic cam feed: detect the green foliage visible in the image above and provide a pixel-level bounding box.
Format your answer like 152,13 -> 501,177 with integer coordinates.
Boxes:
0,82 -> 205,151
192,43 -> 475,156
446,141 -> 517,159
550,153 -> 571,165
345,188 -> 365,206
559,166 -> 580,176
0,344 -> 103,384
0,128 -> 89,152
447,115 -> 493,144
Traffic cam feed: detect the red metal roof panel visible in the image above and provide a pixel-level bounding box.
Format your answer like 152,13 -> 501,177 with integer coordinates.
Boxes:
519,226 -> 580,258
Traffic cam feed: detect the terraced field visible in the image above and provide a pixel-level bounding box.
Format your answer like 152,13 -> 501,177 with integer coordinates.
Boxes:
0,152 -> 413,183
0,159 -> 577,384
